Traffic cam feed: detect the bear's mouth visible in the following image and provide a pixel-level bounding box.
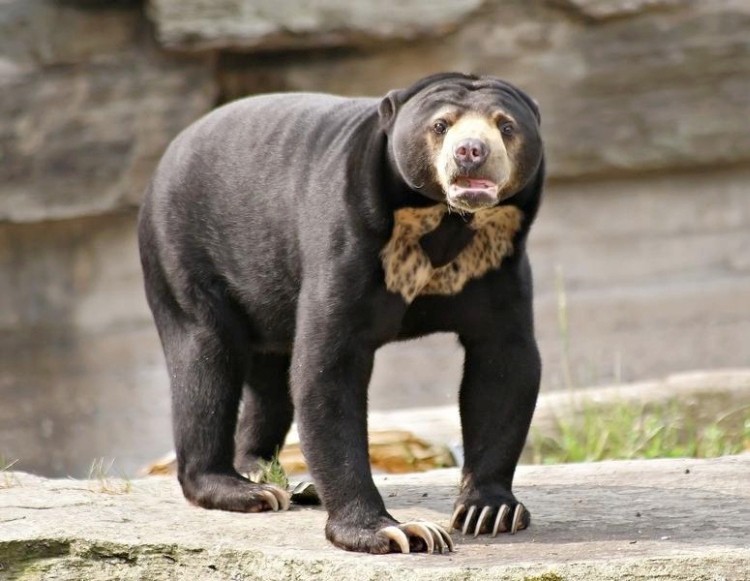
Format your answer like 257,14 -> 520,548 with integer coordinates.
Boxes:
448,177 -> 499,196
446,177 -> 500,211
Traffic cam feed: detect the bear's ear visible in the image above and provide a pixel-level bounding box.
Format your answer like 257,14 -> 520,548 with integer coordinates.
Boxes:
378,89 -> 406,130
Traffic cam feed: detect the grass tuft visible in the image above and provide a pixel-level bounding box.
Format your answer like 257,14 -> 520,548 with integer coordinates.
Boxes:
87,458 -> 132,494
1,455 -> 21,489
256,453 -> 289,490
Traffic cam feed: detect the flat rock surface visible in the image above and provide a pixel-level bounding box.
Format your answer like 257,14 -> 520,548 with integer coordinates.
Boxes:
1,455 -> 749,580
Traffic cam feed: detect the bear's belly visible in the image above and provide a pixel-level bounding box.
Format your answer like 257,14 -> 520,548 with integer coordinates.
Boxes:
380,204 -> 523,303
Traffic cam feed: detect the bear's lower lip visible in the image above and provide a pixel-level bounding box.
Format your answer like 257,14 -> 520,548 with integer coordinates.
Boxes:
452,177 -> 497,191
445,176 -> 500,212
447,178 -> 499,197
446,178 -> 500,211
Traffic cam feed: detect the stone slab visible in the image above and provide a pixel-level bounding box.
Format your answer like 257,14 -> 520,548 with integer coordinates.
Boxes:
1,455 -> 748,580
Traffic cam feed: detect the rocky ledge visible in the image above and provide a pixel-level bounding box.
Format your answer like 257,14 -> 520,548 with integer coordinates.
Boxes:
1,455 -> 748,580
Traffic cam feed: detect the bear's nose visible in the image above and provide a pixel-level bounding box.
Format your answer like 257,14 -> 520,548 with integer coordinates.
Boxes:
453,138 -> 489,170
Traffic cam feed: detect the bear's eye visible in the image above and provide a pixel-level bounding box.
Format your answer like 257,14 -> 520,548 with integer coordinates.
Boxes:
500,122 -> 515,137
432,120 -> 448,135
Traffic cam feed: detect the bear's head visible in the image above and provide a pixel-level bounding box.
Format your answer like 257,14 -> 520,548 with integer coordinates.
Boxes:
379,73 -> 543,213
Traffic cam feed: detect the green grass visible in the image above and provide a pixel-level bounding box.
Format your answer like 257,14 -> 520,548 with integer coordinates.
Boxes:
528,401 -> 750,464
257,453 -> 289,489
544,264 -> 750,463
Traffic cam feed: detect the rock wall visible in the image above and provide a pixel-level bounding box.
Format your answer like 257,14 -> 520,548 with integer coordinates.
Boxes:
1,0 -> 749,477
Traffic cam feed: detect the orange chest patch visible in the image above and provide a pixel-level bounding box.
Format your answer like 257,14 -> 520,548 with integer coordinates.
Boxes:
380,204 -> 523,303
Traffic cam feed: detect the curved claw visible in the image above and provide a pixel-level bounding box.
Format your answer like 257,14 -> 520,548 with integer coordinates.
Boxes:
275,488 -> 292,512
424,522 -> 455,553
510,503 -> 525,535
461,505 -> 477,536
380,521 -> 454,554
430,523 -> 456,553
381,526 -> 410,553
258,490 -> 279,511
492,504 -> 510,537
262,485 -> 291,511
474,505 -> 492,538
421,522 -> 446,553
402,523 -> 434,553
449,504 -> 466,530
440,527 -> 455,552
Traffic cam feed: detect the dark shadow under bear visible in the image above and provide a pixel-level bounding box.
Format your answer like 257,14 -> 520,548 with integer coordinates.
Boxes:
138,72 -> 545,554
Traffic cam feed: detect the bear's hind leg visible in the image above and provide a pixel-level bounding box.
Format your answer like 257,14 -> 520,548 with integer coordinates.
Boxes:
167,324 -> 290,513
234,352 -> 294,481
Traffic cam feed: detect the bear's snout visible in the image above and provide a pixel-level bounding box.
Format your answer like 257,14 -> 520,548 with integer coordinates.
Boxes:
453,138 -> 489,171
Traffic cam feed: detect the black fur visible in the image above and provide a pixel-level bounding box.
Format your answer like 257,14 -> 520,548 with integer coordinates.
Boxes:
138,72 -> 544,553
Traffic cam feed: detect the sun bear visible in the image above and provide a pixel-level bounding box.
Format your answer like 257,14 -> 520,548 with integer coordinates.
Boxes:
138,72 -> 544,554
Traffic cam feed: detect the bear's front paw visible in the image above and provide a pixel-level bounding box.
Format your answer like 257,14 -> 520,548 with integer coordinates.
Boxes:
326,517 -> 454,554
450,489 -> 529,537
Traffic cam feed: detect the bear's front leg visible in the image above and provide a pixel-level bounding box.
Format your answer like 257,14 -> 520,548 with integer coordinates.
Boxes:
291,284 -> 453,554
452,297 -> 541,538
